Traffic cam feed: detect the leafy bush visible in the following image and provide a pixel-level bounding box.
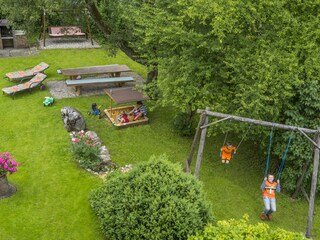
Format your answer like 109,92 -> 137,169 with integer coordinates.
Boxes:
70,131 -> 101,170
188,214 -> 306,240
89,155 -> 214,240
172,111 -> 197,136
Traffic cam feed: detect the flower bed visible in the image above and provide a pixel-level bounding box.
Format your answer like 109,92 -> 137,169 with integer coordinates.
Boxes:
70,130 -> 116,175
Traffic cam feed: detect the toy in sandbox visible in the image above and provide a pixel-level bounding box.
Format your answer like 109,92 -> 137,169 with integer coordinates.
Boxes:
104,87 -> 150,128
43,97 -> 54,106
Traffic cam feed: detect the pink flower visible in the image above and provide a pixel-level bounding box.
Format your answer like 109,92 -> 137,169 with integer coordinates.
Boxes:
4,163 -> 8,170
72,138 -> 79,143
11,159 -> 17,167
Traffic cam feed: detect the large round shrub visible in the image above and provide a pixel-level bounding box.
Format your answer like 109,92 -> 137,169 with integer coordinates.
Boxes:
89,155 -> 214,240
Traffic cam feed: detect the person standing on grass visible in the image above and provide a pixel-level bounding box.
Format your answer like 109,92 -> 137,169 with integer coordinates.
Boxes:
220,142 -> 236,164
260,174 -> 280,220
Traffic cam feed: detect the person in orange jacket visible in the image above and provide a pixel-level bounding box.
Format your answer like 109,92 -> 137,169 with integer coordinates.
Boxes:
220,142 -> 236,164
260,174 -> 281,220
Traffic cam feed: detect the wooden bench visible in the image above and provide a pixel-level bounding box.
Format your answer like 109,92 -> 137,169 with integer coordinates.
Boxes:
65,76 -> 134,96
60,64 -> 131,79
49,26 -> 86,37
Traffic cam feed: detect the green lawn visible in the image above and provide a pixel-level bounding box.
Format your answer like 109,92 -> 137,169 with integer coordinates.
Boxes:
0,48 -> 319,239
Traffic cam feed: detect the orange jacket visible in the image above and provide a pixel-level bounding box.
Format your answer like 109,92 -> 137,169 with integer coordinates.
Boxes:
220,146 -> 236,160
261,180 -> 279,198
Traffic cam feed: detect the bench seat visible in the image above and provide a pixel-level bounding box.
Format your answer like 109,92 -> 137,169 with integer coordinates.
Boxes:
49,26 -> 86,37
65,76 -> 134,95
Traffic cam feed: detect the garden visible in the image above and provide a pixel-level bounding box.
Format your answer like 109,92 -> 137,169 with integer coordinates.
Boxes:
0,48 -> 318,239
1,0 -> 320,239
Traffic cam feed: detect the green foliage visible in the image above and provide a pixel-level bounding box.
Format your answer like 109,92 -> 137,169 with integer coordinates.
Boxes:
90,155 -> 214,240
70,131 -> 101,170
131,0 -> 320,194
172,111 -> 198,136
188,215 -> 306,240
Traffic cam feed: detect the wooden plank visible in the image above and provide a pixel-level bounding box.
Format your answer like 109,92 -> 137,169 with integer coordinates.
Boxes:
65,76 -> 134,87
198,109 -> 318,134
105,87 -> 150,104
194,107 -> 210,178
184,111 -> 206,173
306,129 -> 320,238
60,64 -> 131,79
104,106 -> 149,128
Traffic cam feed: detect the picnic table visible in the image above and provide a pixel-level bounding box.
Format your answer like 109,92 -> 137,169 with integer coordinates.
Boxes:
59,64 -> 131,80
66,76 -> 134,96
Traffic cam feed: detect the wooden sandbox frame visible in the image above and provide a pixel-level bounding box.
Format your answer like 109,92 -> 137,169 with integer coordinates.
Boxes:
104,87 -> 150,128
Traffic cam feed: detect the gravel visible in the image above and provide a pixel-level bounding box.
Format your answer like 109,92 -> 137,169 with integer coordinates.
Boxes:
38,38 -> 101,49
46,72 -> 145,99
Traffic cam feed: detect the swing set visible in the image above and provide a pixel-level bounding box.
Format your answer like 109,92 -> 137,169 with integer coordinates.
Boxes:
39,8 -> 93,47
185,108 -> 320,239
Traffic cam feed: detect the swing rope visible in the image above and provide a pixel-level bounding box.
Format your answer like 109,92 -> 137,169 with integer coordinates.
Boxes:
223,131 -> 229,147
276,131 -> 294,180
236,124 -> 253,150
264,128 -> 274,178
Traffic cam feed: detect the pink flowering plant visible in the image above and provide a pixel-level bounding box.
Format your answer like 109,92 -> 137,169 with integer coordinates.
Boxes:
0,152 -> 20,176
70,131 -> 101,170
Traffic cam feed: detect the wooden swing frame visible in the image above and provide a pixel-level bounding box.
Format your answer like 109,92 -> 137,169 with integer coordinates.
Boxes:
39,8 -> 93,47
185,108 -> 319,239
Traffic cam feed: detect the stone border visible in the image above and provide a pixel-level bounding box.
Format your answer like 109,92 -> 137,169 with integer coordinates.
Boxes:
70,130 -> 116,176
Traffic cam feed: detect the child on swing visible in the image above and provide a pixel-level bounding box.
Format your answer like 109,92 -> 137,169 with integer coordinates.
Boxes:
220,142 -> 236,164
260,174 -> 280,220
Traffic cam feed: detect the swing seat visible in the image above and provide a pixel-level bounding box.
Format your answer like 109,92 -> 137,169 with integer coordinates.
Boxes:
49,26 -> 86,37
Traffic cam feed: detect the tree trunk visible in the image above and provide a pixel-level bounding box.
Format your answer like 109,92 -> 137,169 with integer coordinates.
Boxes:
147,63 -> 158,83
0,174 -> 16,199
84,0 -> 142,63
292,159 -> 311,199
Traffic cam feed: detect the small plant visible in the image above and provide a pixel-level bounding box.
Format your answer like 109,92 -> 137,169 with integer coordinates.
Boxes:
0,152 -> 20,176
188,214 -> 306,240
70,131 -> 101,170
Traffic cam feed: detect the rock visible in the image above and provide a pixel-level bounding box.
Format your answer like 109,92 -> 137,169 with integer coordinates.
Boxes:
85,131 -> 100,142
100,154 -> 111,163
61,107 -> 86,132
99,146 -> 109,155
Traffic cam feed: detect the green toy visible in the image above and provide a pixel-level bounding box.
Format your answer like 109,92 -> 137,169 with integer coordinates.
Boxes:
43,97 -> 54,106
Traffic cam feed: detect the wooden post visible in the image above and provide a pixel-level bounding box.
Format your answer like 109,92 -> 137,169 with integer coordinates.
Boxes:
194,107 -> 209,178
85,9 -> 94,45
184,111 -> 206,173
306,128 -> 320,238
43,10 -> 46,47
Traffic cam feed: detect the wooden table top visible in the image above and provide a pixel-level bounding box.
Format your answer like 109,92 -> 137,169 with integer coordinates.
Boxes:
60,64 -> 131,76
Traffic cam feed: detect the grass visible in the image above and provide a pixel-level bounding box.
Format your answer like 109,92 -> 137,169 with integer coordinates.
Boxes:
0,48 -> 319,239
